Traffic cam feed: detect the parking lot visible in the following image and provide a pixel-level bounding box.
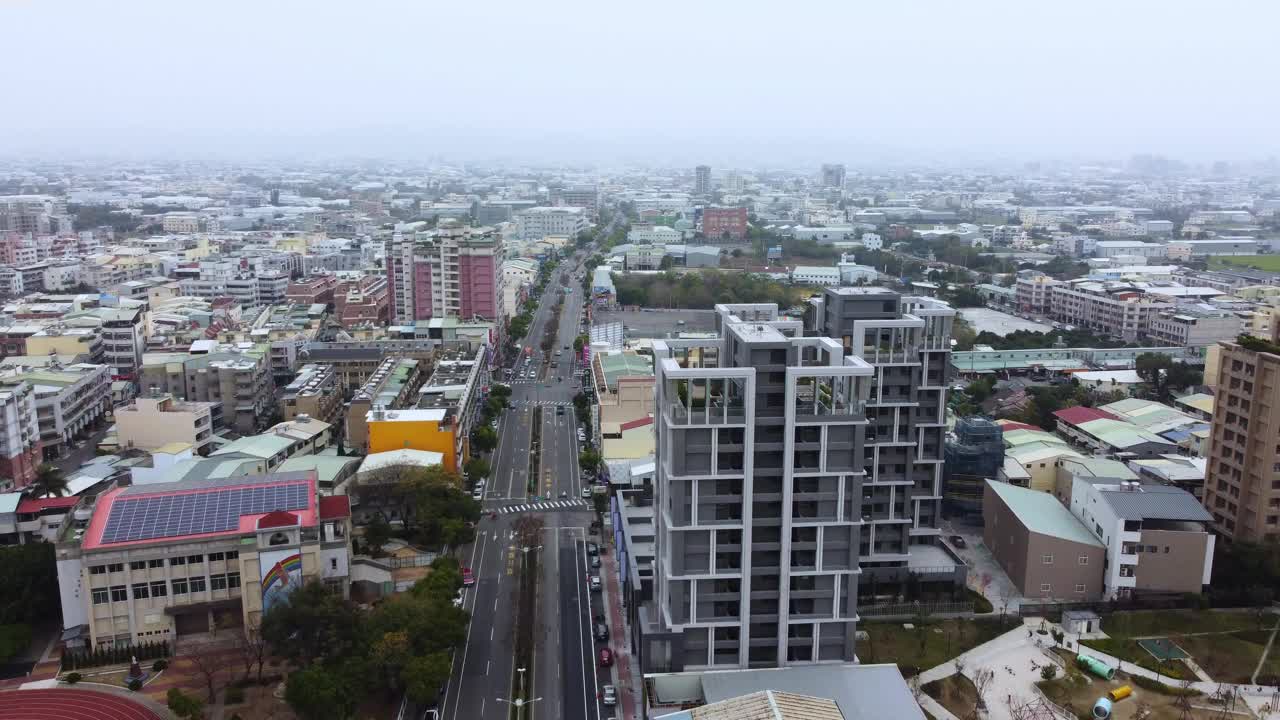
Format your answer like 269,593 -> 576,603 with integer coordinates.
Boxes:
593,308 -> 717,338
957,307 -> 1052,336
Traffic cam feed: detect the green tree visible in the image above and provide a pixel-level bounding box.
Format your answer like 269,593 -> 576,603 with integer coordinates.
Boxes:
396,467 -> 481,547
0,542 -> 59,625
463,458 -> 491,481
166,688 -> 205,720
363,514 -> 392,557
403,651 -> 452,705
29,464 -> 68,498
285,664 -> 363,720
261,581 -> 365,666
471,426 -> 497,453
579,448 -> 601,472
573,334 -> 587,354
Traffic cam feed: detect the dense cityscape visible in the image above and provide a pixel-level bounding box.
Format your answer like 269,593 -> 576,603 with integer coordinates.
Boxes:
4,2 -> 1280,720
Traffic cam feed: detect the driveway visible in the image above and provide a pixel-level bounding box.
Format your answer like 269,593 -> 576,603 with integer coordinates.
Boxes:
940,520 -> 1026,613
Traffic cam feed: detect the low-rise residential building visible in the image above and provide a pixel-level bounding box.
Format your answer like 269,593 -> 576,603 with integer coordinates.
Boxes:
285,274 -> 338,305
1146,305 -> 1241,347
591,351 -> 655,460
114,393 -> 216,455
55,471 -> 351,648
1065,479 -> 1214,598
1052,406 -> 1179,458
700,206 -> 748,240
280,364 -> 343,427
1049,281 -> 1170,342
1093,240 -> 1167,259
984,480 -> 1106,601
332,275 -> 389,328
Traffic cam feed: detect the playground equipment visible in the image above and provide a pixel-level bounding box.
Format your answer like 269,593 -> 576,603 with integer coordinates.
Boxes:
1076,654 -> 1116,680
1107,685 -> 1131,702
1091,697 -> 1113,719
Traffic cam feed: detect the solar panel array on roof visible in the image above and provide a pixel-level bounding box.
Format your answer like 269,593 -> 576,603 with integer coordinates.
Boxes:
101,482 -> 310,544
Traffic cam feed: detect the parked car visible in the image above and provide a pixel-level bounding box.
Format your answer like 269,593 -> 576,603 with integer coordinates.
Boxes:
462,567 -> 475,586
589,575 -> 601,592
594,623 -> 609,641
591,554 -> 601,569
586,542 -> 599,557
949,535 -> 967,549
581,486 -> 592,499
599,647 -> 613,667
602,685 -> 617,706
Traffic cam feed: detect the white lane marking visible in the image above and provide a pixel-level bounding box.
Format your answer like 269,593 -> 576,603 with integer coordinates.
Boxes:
447,529 -> 490,720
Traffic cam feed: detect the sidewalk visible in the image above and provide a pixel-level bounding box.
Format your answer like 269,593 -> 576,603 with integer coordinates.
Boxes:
601,540 -> 642,720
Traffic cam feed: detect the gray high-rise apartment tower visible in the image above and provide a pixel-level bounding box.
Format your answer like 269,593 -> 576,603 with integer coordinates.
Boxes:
695,165 -> 711,196
821,163 -> 846,189
641,291 -> 958,673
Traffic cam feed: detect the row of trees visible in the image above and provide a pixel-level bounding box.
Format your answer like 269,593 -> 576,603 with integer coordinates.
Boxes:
613,270 -> 805,310
264,559 -> 469,719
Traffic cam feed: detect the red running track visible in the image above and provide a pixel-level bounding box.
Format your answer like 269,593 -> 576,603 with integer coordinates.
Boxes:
0,688 -> 163,720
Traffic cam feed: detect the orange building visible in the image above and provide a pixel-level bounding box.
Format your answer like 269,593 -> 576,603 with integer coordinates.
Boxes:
365,408 -> 461,472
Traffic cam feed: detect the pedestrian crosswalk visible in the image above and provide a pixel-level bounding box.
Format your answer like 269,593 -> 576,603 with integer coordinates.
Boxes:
499,498 -> 589,514
512,400 -> 573,407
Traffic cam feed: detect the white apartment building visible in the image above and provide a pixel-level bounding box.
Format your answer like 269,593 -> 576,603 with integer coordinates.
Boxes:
500,259 -> 537,319
515,207 -> 589,240
162,213 -> 202,233
859,233 -> 883,250
0,381 -> 40,490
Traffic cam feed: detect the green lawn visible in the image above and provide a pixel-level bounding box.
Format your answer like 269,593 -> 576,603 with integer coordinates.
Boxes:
861,617 -> 1019,676
1079,611 -> 1272,682
1208,255 -> 1280,272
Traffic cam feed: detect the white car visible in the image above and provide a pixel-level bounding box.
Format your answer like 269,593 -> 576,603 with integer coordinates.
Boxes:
602,685 -> 617,706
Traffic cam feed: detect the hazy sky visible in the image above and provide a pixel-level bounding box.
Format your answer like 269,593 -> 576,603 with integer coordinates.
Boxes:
3,0 -> 1277,165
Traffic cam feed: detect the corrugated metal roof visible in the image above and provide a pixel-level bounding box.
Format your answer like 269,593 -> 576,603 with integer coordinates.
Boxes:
986,480 -> 1104,547
1053,406 -> 1119,426
1099,484 -> 1213,522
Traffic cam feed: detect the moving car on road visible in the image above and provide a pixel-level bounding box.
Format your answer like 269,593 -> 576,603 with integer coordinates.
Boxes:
462,567 -> 475,586
599,648 -> 613,667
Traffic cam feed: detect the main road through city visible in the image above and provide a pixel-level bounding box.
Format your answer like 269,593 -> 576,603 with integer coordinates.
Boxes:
440,226 -> 618,720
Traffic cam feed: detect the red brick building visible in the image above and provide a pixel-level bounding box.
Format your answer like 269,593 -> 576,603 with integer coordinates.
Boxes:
701,206 -> 748,241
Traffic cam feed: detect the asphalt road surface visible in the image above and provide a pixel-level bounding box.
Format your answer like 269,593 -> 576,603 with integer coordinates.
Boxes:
439,244 -> 607,720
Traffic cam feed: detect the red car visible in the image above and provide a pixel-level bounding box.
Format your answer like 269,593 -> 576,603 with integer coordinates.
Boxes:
599,647 -> 614,667
462,567 -> 475,586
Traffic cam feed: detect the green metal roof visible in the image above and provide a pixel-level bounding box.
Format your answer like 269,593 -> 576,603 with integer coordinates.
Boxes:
986,480 -> 1103,547
211,434 -> 293,459
598,353 -> 653,389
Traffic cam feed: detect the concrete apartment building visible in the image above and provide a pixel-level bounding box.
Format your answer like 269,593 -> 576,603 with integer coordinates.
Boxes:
809,289 -> 959,591
345,357 -> 425,454
645,303 -> 875,671
65,307 -> 146,380
55,471 -> 351,649
694,165 -> 711,196
821,164 -> 846,189
553,185 -> 599,220
983,481 -> 1105,601
1146,306 -> 1241,347
1202,336 -> 1280,542
332,276 -> 389,328
0,362 -> 112,462
280,364 -> 344,427
139,344 -> 275,435
1049,281 -> 1171,342
114,393 -> 216,455
0,381 -> 41,489
387,223 -> 503,324
1065,478 -> 1214,598
286,274 -> 338,305
1014,272 -> 1062,315
515,206 -> 589,241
